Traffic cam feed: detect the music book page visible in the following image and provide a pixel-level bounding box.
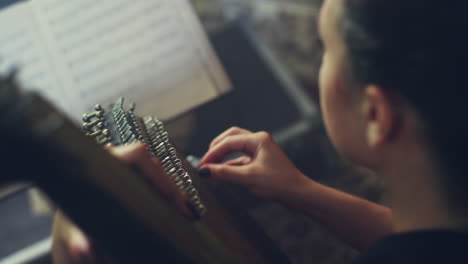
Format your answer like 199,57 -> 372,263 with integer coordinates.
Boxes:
0,0 -> 231,121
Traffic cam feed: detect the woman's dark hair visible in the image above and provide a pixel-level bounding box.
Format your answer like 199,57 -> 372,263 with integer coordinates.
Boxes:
340,0 -> 468,212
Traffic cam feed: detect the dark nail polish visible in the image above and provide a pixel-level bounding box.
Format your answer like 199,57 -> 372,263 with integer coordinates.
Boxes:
198,168 -> 211,178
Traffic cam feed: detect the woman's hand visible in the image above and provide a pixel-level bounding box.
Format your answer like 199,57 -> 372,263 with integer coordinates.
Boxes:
109,143 -> 194,219
202,128 -> 395,250
52,211 -> 102,264
200,127 -> 309,202
52,142 -> 193,264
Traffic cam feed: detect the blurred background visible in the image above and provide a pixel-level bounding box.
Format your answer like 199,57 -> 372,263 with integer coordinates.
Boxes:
194,0 -> 323,101
0,0 -> 385,264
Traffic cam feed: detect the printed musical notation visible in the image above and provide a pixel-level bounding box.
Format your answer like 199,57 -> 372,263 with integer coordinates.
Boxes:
38,0 -> 204,106
0,2 -> 62,103
0,0 -> 230,121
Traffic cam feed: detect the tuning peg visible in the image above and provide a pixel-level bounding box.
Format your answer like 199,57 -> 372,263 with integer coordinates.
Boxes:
95,104 -> 103,111
98,137 -> 112,145
82,110 -> 104,122
86,129 -> 110,137
82,120 -> 104,131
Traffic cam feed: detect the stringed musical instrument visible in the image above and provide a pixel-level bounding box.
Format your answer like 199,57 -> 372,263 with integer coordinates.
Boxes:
0,72 -> 290,263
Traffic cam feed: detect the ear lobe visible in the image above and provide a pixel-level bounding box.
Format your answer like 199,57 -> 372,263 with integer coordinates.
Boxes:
364,85 -> 396,148
367,122 -> 381,147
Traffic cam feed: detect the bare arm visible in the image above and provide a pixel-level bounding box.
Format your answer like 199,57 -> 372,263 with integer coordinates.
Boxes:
282,177 -> 393,250
200,127 -> 394,250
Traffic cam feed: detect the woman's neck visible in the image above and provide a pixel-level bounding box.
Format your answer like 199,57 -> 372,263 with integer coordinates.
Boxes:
378,141 -> 467,233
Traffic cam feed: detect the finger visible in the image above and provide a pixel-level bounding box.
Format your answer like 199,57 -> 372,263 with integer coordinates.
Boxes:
109,143 -> 196,220
143,159 -> 198,220
224,156 -> 252,166
201,163 -> 252,186
109,143 -> 174,200
52,212 -> 95,264
209,127 -> 252,149
110,143 -> 172,199
144,158 -> 177,203
67,229 -> 94,263
53,211 -> 90,250
201,134 -> 260,165
108,142 -> 148,163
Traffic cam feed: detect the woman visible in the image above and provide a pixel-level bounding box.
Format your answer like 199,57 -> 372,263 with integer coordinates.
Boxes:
54,0 -> 468,262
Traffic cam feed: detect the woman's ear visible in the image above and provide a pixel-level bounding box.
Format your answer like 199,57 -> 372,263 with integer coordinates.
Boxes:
363,85 -> 399,148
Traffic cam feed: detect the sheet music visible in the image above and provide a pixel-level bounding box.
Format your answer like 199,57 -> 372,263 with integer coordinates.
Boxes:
0,2 -> 67,109
31,0 -> 231,120
0,0 -> 230,121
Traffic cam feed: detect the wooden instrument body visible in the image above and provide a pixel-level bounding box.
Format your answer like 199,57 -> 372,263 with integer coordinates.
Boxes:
0,81 -> 290,263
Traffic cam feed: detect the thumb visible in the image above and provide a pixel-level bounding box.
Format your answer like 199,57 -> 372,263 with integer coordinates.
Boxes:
201,164 -> 251,186
68,228 -> 91,257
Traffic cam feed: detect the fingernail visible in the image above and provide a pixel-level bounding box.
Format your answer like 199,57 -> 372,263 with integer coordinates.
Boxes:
198,168 -> 211,178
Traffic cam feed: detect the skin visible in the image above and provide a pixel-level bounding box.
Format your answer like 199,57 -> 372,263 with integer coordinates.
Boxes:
54,0 -> 468,262
317,0 -> 464,232
199,0 -> 395,249
201,0 -> 466,249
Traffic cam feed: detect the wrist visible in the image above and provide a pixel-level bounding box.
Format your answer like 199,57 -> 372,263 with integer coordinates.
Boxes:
274,171 -> 317,205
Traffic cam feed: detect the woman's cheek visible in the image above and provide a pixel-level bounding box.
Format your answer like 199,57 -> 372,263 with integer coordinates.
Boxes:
318,53 -> 329,110
318,55 -> 336,127
318,55 -> 348,153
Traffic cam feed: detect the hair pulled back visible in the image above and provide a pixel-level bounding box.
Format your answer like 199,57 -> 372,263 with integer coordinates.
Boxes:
341,0 -> 468,210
